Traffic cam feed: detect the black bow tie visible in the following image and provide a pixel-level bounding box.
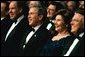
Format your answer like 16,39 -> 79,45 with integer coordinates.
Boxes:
12,20 -> 17,23
32,28 -> 35,32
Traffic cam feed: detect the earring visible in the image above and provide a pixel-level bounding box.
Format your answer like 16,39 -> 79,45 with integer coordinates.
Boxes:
20,9 -> 22,13
66,25 -> 68,27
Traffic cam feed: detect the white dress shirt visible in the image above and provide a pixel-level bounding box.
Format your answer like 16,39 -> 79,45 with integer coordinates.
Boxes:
23,24 -> 41,48
5,15 -> 24,41
1,17 -> 5,21
46,23 -> 52,30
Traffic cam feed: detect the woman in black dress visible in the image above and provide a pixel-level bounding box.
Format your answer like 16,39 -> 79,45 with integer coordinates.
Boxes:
39,9 -> 74,56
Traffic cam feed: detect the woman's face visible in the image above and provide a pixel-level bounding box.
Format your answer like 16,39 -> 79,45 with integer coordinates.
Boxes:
54,15 -> 65,32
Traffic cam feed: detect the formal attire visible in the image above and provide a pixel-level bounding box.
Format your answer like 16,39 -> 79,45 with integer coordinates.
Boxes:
1,15 -> 32,56
1,16 -> 13,51
1,16 -> 13,39
43,18 -> 55,31
39,35 -> 75,56
64,32 -> 84,56
19,23 -> 51,56
1,17 -> 5,21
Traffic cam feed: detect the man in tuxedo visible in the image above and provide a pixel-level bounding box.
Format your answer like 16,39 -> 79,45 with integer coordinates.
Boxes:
20,6 -> 51,56
1,1 -> 12,37
1,1 -> 31,56
1,2 -> 13,55
27,1 -> 55,31
64,8 -> 84,56
45,2 -> 65,32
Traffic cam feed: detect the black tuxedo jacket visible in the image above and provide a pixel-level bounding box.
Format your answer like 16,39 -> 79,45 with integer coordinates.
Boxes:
1,17 -> 13,42
20,23 -> 51,56
69,36 -> 84,56
43,18 -> 55,30
63,34 -> 84,56
1,15 -> 32,56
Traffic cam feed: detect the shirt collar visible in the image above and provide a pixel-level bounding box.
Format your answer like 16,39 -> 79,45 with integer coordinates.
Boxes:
15,15 -> 24,24
33,24 -> 42,32
79,32 -> 84,38
1,17 -> 5,21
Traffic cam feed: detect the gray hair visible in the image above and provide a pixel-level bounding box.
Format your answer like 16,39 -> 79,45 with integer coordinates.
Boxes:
28,1 -> 42,8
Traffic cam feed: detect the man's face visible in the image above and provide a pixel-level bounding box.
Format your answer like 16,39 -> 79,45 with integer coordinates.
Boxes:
29,1 -> 38,8
47,4 -> 56,18
70,13 -> 84,34
28,7 -> 41,27
9,1 -> 20,19
67,1 -> 75,11
1,2 -> 6,17
79,1 -> 84,8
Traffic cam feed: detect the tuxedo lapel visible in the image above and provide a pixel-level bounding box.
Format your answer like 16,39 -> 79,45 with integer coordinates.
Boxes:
1,19 -> 13,43
5,16 -> 26,41
25,23 -> 45,46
